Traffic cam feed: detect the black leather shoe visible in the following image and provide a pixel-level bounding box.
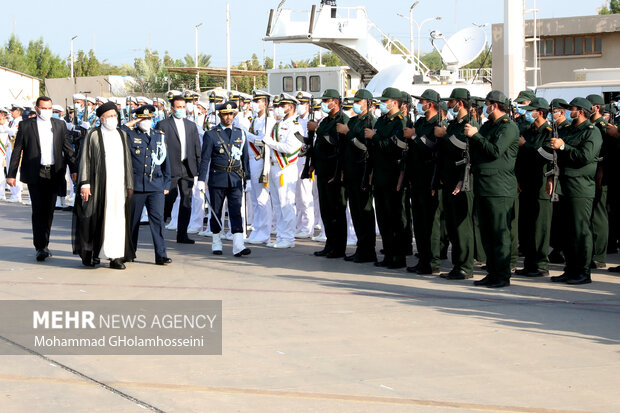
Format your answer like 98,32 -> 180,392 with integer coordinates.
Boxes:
155,257 -> 172,265
388,256 -> 406,269
326,251 -> 345,259
344,252 -> 358,262
441,269 -> 473,280
550,273 -> 571,283
415,265 -> 437,275
473,274 -> 496,286
590,261 -> 606,269
487,279 -> 510,288
177,237 -> 195,244
566,274 -> 591,285
406,263 -> 419,273
548,250 -> 565,264
234,248 -> 252,257
515,268 -> 548,277
375,257 -> 391,267
609,266 -> 620,273
354,253 -> 377,263
36,249 -> 50,262
213,250 -> 223,255
110,258 -> 126,270
314,248 -> 331,257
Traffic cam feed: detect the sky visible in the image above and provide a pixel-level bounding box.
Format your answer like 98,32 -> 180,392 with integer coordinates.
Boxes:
0,0 -> 602,69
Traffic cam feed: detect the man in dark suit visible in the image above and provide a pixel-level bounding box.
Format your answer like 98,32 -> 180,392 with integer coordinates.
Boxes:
156,95 -> 201,243
7,96 -> 76,261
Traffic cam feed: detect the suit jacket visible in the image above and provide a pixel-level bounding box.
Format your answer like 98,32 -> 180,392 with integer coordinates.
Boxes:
7,117 -> 76,184
199,124 -> 250,189
156,117 -> 201,179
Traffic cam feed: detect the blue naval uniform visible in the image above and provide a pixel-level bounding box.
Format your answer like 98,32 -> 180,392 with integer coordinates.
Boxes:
198,123 -> 250,234
122,125 -> 171,259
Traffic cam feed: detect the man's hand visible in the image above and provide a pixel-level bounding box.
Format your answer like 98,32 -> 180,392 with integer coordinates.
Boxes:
364,128 -> 376,140
81,187 -> 91,202
550,137 -> 565,150
164,189 -> 169,195
71,173 -> 77,182
197,180 -> 207,194
434,125 -> 447,138
519,136 -> 526,147
464,124 -> 478,138
307,121 -> 318,132
546,177 -> 553,196
336,123 -> 349,135
403,127 -> 416,139
6,178 -> 15,187
452,181 -> 463,196
606,123 -> 619,139
125,119 -> 140,128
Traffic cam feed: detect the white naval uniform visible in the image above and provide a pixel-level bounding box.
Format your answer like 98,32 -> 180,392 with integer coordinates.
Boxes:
263,114 -> 302,245
295,114 -> 315,236
0,126 -> 9,199
5,117 -> 23,201
245,113 -> 275,243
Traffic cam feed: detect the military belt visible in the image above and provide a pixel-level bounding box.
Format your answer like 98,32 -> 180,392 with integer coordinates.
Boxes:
212,163 -> 242,173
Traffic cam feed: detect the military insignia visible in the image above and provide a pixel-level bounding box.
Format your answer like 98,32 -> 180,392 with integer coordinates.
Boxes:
219,148 -> 224,154
546,127 -> 552,131
136,149 -> 140,154
226,104 -> 232,110
144,109 -> 150,115
588,125 -> 593,129
134,138 -> 142,143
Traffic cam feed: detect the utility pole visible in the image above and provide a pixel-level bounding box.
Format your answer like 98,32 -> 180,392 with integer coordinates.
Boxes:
70,35 -> 78,79
195,22 -> 203,92
226,3 -> 231,90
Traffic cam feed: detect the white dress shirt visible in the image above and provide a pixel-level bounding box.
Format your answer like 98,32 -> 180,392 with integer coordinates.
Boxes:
173,117 -> 187,161
37,117 -> 55,165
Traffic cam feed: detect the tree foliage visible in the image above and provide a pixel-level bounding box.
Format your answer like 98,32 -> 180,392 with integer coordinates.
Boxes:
599,0 -> 620,14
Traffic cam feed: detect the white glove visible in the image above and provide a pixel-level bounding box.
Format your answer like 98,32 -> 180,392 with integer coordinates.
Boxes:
244,181 -> 252,192
80,121 -> 90,129
197,180 -> 206,193
261,134 -> 274,146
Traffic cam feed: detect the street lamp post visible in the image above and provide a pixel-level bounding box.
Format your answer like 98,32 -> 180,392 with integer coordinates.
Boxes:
195,22 -> 203,92
70,35 -> 78,79
408,2 -> 420,65
414,16 -> 441,72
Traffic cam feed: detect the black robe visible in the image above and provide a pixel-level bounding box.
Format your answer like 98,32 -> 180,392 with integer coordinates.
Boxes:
72,127 -> 135,263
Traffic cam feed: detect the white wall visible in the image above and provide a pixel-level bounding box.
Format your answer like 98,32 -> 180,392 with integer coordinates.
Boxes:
0,67 -> 40,107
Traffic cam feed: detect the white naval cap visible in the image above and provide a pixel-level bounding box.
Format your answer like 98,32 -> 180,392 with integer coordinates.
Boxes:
52,104 -> 64,112
86,97 -> 96,104
295,91 -> 312,102
136,96 -> 148,103
95,96 -> 106,103
72,93 -> 86,101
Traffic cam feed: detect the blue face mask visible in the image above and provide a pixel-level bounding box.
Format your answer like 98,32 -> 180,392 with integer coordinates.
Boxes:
353,103 -> 363,115
174,109 -> 186,119
416,102 -> 427,116
516,105 -> 527,116
448,106 -> 459,118
379,102 -> 389,114
565,110 -> 572,120
482,104 -> 489,117
547,113 -> 553,123
524,111 -> 536,124
52,113 -> 61,119
321,102 -> 331,113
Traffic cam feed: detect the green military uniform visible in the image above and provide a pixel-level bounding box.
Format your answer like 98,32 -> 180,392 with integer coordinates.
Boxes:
470,91 -> 519,287
552,98 -> 602,284
407,89 -> 442,274
369,87 -> 408,268
587,94 -> 609,266
342,89 -> 377,262
438,89 -> 478,278
515,98 -> 554,276
313,89 -> 349,257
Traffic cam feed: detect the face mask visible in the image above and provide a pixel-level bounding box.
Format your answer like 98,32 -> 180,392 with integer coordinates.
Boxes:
186,102 -> 194,113
296,104 -> 307,116
174,109 -> 186,119
314,110 -> 323,120
353,103 -> 363,115
75,103 -> 83,111
482,104 -> 490,116
321,102 -> 331,113
448,106 -> 459,118
516,105 -> 527,116
524,111 -> 536,124
52,113 -> 61,120
138,119 -> 153,132
251,102 -> 261,114
547,113 -> 553,123
416,102 -> 427,116
565,110 -> 572,119
38,109 -> 52,121
102,116 -> 118,130
374,108 -> 382,118
570,110 -> 578,119
274,107 -> 285,118
379,102 -> 390,114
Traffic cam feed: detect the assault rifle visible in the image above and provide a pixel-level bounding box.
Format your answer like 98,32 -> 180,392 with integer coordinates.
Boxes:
545,103 -> 560,202
455,97 -> 472,192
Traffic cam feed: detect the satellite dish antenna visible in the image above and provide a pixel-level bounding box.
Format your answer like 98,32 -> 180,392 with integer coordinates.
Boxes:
431,26 -> 487,68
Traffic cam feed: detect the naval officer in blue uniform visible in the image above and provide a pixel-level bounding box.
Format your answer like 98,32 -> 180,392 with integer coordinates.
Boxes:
197,101 -> 251,257
123,105 -> 172,265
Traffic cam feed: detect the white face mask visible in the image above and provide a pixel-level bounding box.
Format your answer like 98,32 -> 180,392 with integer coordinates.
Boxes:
186,102 -> 194,113
296,104 -> 307,116
38,109 -> 52,121
251,101 -> 261,114
102,116 -> 118,130
274,107 -> 285,118
374,108 -> 382,118
138,119 -> 153,132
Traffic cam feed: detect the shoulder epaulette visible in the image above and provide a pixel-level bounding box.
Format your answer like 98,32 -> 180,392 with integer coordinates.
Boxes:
503,118 -> 509,122
546,126 -> 552,131
588,125 -> 593,129
397,114 -> 403,119
293,120 -> 299,124
599,121 -> 605,126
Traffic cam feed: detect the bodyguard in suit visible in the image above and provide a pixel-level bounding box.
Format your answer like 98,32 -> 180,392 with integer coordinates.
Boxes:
197,102 -> 251,257
122,105 -> 172,265
156,95 -> 201,244
7,96 -> 76,261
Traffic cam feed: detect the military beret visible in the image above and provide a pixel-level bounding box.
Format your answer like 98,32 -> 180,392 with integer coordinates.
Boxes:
559,97 -> 592,112
353,89 -> 373,101
376,87 -> 401,101
514,90 -> 536,103
586,94 -> 605,106
132,104 -> 156,118
444,88 -> 470,101
485,90 -> 509,105
412,89 -> 441,103
216,101 -> 237,114
320,89 -> 341,100
550,98 -> 568,109
520,97 -> 549,111
439,101 -> 448,112
95,101 -> 118,117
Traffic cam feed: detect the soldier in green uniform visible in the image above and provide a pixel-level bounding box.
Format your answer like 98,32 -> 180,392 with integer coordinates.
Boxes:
605,118 -> 620,272
514,97 -> 554,277
400,91 -> 414,257
547,99 -> 573,264
435,88 -> 477,279
404,89 -> 442,275
365,87 -> 408,269
464,90 -> 519,288
470,97 -> 487,266
550,98 -> 603,284
336,89 -> 377,263
586,94 -> 609,269
307,89 -> 349,258
514,90 -> 537,136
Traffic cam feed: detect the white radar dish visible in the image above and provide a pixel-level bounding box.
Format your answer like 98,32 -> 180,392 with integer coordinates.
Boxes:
441,26 -> 487,67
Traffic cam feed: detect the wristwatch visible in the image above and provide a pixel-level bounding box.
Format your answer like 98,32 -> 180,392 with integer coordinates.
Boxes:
559,144 -> 565,150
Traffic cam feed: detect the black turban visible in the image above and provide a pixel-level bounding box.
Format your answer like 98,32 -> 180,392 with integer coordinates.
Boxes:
95,101 -> 118,118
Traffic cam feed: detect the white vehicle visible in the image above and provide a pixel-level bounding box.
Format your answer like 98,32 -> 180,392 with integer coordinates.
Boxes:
267,66 -> 361,98
536,79 -> 620,103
